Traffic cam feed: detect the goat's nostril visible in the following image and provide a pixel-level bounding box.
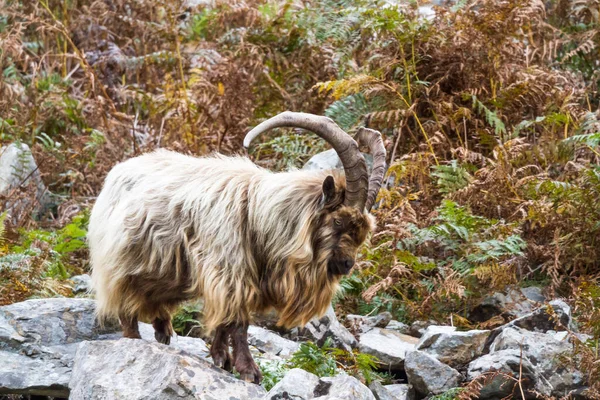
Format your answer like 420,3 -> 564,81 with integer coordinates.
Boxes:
344,259 -> 354,270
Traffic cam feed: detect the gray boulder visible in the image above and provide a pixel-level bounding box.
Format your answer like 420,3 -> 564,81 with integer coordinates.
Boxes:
370,381 -> 412,400
248,325 -> 300,358
471,286 -> 546,322
71,274 -> 92,294
416,325 -> 490,367
0,350 -> 71,397
69,339 -> 266,400
264,368 -> 374,400
484,299 -> 574,351
467,349 -> 545,399
0,143 -> 51,223
383,384 -> 411,400
0,298 -> 117,349
346,312 -> 392,334
264,368 -> 320,399
404,350 -> 461,396
358,328 -> 419,370
490,327 -> 583,396
505,299 -> 572,332
298,304 -> 357,351
319,374 -> 375,400
384,320 -> 410,335
408,320 -> 436,338
0,298 -> 212,397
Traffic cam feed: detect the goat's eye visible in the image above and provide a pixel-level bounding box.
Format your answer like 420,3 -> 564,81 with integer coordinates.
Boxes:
334,219 -> 342,226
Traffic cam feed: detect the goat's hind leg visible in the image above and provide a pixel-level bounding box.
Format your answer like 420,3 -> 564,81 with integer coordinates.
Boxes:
231,323 -> 262,384
119,314 -> 141,339
210,324 -> 233,372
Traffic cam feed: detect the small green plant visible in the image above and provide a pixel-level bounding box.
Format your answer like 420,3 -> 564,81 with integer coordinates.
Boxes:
429,387 -> 465,400
258,359 -> 288,391
258,338 -> 385,390
172,302 -> 203,336
288,339 -> 338,377
431,161 -> 472,195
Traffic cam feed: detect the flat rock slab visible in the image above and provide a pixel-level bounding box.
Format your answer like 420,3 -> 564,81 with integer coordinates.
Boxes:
467,349 -> 543,398
264,368 -> 374,400
69,339 -> 266,400
405,350 -> 461,396
416,326 -> 490,367
248,325 -> 300,358
298,304 -> 357,352
359,328 -> 419,370
489,327 -> 583,396
0,350 -> 71,398
0,298 -> 212,398
0,298 -> 118,348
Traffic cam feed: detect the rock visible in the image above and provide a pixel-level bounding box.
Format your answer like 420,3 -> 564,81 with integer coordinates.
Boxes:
264,368 -> 320,399
484,300 -> 574,352
467,349 -> 545,399
319,374 -> 375,400
0,350 -> 71,397
408,320 -> 436,338
369,381 -> 408,400
69,339 -> 266,400
0,313 -> 26,349
470,286 -> 546,322
298,304 -> 357,352
346,312 -> 392,334
304,149 -> 374,174
384,320 -> 410,335
264,369 -> 374,400
71,274 -> 92,294
383,384 -> 411,400
416,326 -> 490,367
520,286 -> 545,303
248,325 -> 300,358
507,299 -> 572,332
490,327 -> 583,396
358,328 -> 419,370
0,298 -> 212,398
0,143 -> 51,223
404,350 -> 461,396
0,298 -> 117,348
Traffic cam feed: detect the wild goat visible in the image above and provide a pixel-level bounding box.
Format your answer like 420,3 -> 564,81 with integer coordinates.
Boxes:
88,112 -> 386,383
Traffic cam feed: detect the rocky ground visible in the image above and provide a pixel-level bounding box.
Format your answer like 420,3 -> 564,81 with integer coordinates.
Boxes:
0,286 -> 590,400
0,144 -> 592,399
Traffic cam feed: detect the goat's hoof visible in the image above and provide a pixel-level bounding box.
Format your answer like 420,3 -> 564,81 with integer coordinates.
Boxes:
213,352 -> 233,372
155,331 -> 171,345
238,363 -> 262,384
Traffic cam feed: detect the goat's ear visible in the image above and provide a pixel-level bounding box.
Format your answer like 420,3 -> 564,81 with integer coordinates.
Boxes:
321,175 -> 336,206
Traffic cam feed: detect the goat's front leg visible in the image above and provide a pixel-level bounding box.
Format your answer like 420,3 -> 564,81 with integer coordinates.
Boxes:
210,324 -> 233,372
231,323 -> 262,384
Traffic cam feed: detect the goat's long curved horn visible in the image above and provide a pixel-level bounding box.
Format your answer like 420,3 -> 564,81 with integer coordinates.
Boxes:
354,127 -> 387,211
244,111 -> 368,210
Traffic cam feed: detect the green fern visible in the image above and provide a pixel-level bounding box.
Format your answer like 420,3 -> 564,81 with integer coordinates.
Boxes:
325,93 -> 382,131
431,160 -> 472,195
252,133 -> 327,171
467,235 -> 527,263
288,339 -> 338,377
470,95 -> 507,139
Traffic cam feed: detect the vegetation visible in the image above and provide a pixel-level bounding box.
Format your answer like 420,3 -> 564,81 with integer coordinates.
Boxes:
1,0 -> 600,395
258,338 -> 385,391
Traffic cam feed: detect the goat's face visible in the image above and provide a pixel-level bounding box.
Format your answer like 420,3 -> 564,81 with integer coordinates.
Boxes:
317,176 -> 374,277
